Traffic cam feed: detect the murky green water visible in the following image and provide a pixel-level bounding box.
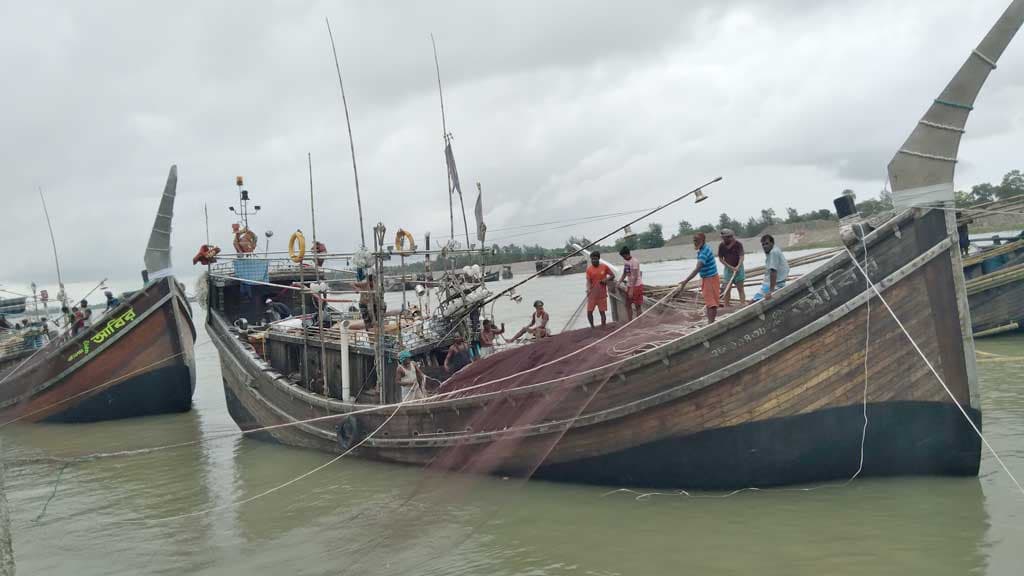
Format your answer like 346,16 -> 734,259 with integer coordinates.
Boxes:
2,258 -> 1023,575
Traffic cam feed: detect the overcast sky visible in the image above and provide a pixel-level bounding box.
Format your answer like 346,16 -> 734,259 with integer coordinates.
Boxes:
1,0 -> 1022,290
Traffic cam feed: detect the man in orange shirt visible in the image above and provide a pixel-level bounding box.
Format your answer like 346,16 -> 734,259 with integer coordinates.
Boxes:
585,251 -> 616,328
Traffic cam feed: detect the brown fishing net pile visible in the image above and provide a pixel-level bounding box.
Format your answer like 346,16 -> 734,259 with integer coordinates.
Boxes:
437,298 -> 707,398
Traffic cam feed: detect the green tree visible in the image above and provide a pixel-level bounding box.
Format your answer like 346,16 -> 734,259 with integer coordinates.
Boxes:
970,182 -> 997,204
998,169 -> 1024,199
785,207 -> 801,223
678,220 -> 694,235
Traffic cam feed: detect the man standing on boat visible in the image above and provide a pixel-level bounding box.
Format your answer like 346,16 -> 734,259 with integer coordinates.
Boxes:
717,229 -> 746,306
585,251 -> 615,328
444,334 -> 473,375
396,350 -> 427,401
679,233 -> 721,323
617,246 -> 643,321
753,234 -> 789,301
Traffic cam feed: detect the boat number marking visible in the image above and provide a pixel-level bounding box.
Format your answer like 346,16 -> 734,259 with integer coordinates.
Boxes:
709,309 -> 785,358
66,307 -> 138,362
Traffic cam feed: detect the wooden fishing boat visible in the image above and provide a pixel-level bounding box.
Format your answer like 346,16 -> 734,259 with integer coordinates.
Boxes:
208,2 -> 1021,489
0,297 -> 27,315
0,166 -> 195,423
962,237 -> 1024,335
535,257 -> 587,276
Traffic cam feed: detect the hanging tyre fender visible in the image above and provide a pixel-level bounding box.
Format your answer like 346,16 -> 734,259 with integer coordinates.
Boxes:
336,415 -> 361,450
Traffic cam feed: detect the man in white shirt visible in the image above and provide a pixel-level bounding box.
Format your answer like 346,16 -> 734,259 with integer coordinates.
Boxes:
753,234 -> 789,302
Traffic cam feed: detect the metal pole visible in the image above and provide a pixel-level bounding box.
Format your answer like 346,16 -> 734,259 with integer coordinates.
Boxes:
38,187 -> 67,310
299,255 -> 308,388
309,153 -> 328,396
326,17 -> 367,248
373,224 -> 387,404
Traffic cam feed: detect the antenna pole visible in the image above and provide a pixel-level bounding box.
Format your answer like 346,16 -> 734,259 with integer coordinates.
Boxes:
204,203 -> 210,244
309,152 -> 328,396
326,17 -> 367,248
38,187 -> 66,309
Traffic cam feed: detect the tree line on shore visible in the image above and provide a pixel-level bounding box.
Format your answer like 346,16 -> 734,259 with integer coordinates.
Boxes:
391,170 -> 1021,272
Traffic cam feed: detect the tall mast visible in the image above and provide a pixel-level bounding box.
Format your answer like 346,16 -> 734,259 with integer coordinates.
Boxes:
431,33 -> 455,242
326,17 -> 367,248
309,152 -> 329,395
38,187 -> 66,309
432,34 -> 472,248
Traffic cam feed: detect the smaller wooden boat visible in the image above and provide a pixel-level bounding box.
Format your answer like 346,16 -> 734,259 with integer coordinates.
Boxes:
0,166 -> 196,423
962,236 -> 1024,336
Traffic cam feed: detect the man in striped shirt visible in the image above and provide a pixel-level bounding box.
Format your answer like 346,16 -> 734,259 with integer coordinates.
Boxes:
679,232 -> 721,323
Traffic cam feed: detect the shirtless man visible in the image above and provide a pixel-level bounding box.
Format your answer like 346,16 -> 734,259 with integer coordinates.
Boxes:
479,319 -> 505,358
510,300 -> 550,341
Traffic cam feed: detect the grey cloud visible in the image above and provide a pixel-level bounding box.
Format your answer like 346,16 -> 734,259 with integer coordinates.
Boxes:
1,0 -> 1021,292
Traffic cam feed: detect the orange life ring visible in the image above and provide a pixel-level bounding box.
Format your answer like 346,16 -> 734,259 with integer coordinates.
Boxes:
233,228 -> 257,253
395,229 -> 416,255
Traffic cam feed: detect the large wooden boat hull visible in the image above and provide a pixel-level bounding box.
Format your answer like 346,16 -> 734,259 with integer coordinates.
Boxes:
210,207 -> 980,489
0,277 -> 196,423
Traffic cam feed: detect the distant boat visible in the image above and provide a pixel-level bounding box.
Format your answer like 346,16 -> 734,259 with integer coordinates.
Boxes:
0,296 -> 27,315
0,166 -> 196,422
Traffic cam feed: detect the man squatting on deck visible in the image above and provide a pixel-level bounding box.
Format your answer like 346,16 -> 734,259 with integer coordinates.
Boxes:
618,246 -> 643,321
585,251 -> 615,328
679,232 -> 721,323
510,300 -> 550,341
752,234 -> 789,302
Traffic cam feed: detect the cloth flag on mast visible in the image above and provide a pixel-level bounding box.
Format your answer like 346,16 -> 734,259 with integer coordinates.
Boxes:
474,182 -> 487,243
444,142 -> 463,201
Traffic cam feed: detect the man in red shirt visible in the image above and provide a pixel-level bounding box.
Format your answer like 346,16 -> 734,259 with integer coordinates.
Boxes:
585,251 -> 616,328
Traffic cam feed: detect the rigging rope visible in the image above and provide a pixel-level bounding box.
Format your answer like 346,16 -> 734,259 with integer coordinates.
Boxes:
841,242 -> 1024,497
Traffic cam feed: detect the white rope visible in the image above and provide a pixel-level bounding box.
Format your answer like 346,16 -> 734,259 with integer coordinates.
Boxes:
117,400 -> 406,524
842,244 -> 1024,496
848,224 -> 871,482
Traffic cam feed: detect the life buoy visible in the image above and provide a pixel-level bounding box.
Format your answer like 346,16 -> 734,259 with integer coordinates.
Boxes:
192,244 -> 222,265
336,416 -> 360,450
289,231 -> 306,263
395,229 -> 416,255
233,228 -> 257,253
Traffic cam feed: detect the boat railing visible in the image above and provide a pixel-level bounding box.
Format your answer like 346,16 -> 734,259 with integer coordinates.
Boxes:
0,328 -> 49,360
266,313 -> 457,355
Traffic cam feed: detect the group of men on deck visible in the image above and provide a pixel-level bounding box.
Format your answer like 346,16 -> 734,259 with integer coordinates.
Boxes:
585,230 -> 790,326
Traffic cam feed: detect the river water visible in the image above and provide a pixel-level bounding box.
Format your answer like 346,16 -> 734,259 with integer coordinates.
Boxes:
2,254 -> 1023,575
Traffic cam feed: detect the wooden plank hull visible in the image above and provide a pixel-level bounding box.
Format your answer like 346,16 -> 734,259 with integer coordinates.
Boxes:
209,208 -> 981,489
0,277 -> 196,423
